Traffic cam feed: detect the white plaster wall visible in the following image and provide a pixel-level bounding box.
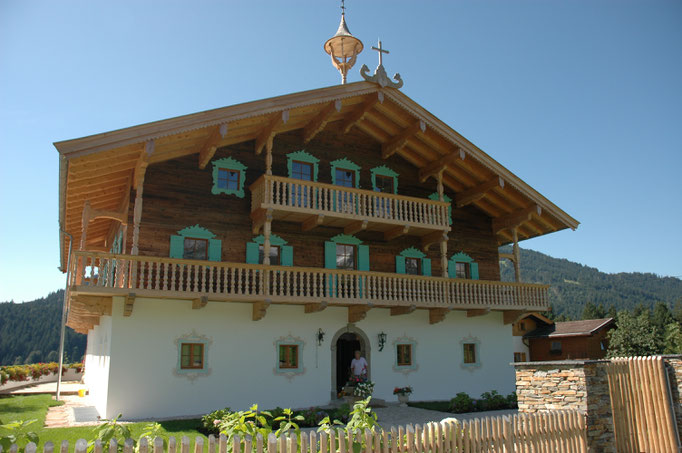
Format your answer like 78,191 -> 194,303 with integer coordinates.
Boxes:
104,297 -> 518,420
83,315 -> 112,417
512,336 -> 529,361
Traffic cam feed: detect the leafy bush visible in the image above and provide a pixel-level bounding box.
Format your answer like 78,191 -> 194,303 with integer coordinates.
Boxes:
0,419 -> 40,453
88,414 -> 131,453
216,405 -> 303,451
201,408 -> 231,436
506,392 -> 517,408
449,392 -> 475,413
475,391 -> 508,411
0,371 -> 7,386
318,398 -> 380,453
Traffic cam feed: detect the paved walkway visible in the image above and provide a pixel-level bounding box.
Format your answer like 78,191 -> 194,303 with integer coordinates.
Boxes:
45,395 -> 101,428
373,405 -> 517,429
4,380 -> 87,396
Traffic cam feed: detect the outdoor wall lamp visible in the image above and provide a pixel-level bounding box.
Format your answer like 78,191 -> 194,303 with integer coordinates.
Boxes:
378,332 -> 387,351
317,328 -> 326,346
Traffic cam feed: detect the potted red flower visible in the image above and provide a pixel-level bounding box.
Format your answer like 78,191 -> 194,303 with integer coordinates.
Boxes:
393,386 -> 413,406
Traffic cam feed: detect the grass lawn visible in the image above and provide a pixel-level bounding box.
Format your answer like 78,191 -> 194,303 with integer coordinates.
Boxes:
0,395 -> 207,449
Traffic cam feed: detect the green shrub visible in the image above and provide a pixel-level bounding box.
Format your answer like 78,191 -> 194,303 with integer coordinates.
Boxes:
449,392 -> 475,413
506,392 -> 517,408
475,390 -> 508,411
0,419 -> 40,453
200,408 -> 231,436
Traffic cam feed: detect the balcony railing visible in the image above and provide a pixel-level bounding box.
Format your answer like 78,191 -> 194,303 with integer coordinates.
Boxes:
249,175 -> 450,239
69,251 -> 549,311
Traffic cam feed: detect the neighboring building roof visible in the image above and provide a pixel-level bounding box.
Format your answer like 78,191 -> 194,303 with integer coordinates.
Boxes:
516,312 -> 554,326
55,81 -> 579,269
524,318 -> 615,339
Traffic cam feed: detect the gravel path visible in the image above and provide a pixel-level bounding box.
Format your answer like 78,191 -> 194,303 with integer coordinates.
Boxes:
373,405 -> 517,429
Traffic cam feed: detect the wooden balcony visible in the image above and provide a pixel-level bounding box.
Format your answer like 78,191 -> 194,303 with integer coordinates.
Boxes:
249,175 -> 450,242
68,252 -> 549,326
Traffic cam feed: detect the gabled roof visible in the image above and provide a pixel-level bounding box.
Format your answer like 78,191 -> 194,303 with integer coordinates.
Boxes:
517,312 -> 554,327
524,318 -> 615,339
55,81 -> 579,270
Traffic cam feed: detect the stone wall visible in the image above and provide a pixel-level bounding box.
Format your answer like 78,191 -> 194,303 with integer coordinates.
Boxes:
514,356 -> 682,453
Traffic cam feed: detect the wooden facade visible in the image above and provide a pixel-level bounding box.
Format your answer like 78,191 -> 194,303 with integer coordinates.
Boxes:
56,82 -> 578,333
524,318 -> 615,361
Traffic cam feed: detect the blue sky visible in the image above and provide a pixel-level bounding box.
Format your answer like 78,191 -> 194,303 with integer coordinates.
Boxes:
1,1 -> 681,302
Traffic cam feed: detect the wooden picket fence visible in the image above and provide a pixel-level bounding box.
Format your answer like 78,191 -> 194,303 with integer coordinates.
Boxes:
605,356 -> 681,452
0,410 -> 587,453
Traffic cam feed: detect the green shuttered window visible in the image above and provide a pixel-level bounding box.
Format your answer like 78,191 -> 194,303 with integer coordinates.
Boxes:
246,234 -> 293,266
448,252 -> 479,280
169,225 -> 221,261
395,247 -> 431,277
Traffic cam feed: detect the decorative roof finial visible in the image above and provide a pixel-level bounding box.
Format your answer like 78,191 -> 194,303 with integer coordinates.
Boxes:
360,38 -> 403,89
324,1 -> 363,84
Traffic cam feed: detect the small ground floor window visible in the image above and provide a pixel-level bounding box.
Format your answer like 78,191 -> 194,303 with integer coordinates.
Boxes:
278,344 -> 299,369
463,343 -> 477,364
396,344 -> 413,366
180,343 -> 204,369
513,352 -> 527,362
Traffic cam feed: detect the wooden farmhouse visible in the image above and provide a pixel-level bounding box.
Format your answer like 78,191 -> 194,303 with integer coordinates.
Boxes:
55,16 -> 578,419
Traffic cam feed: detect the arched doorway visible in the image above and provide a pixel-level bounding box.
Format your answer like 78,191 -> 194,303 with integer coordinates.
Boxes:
330,325 -> 371,400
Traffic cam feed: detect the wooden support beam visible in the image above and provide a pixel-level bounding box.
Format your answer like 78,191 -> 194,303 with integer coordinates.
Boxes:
384,225 -> 410,241
255,111 -> 288,155
390,305 -> 416,316
345,220 -> 368,235
348,304 -> 372,323
418,148 -> 466,183
429,307 -> 451,325
304,301 -> 328,314
133,140 -> 154,189
467,308 -> 491,318
192,296 -> 208,310
250,208 -> 272,234
252,300 -> 270,321
421,231 -> 448,252
492,205 -> 542,234
303,101 -> 341,143
512,227 -> 522,283
454,177 -> 504,208
341,93 -> 382,133
302,214 -> 325,232
73,295 -> 112,316
198,123 -> 228,169
123,293 -> 136,317
382,120 -> 426,159
499,253 -> 515,262
503,310 -> 526,325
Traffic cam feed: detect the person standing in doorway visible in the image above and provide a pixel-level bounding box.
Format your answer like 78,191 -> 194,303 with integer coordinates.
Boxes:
350,350 -> 368,382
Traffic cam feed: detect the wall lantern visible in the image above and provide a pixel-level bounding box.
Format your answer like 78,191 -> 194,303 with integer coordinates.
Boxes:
317,328 -> 326,346
378,332 -> 387,351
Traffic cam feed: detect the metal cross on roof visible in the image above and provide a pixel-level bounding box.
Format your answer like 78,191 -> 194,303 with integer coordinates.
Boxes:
371,40 -> 390,66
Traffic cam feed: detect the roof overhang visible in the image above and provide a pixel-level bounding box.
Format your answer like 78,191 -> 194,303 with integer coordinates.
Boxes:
55,81 -> 579,270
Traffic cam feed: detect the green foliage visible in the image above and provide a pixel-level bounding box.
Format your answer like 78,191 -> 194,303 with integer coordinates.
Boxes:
88,414 -> 132,453
0,290 -> 86,365
353,381 -> 374,398
0,419 -> 40,453
319,398 -> 379,453
217,404 -> 302,451
663,323 -> 682,354
607,311 -> 660,358
475,391 -> 508,411
499,246 -> 682,320
201,408 -> 231,435
449,392 -> 475,413
137,423 -> 167,453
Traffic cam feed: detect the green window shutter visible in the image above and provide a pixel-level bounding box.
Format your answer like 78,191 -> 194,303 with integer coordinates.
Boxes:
470,262 -> 479,280
281,245 -> 293,266
246,242 -> 259,264
395,255 -> 406,274
358,245 -> 370,271
324,241 -> 337,269
170,235 -> 184,259
421,258 -> 431,276
208,239 -> 222,262
448,262 -> 456,279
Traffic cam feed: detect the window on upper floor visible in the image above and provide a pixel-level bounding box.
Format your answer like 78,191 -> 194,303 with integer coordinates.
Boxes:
336,243 -> 356,270
180,343 -> 205,370
330,158 -> 360,189
371,166 -> 399,195
374,175 -> 394,193
184,237 -> 209,261
292,161 -> 313,181
405,257 -> 420,275
211,157 -> 247,198
259,244 -> 280,265
448,252 -> 479,280
455,262 -> 469,279
335,168 -> 355,188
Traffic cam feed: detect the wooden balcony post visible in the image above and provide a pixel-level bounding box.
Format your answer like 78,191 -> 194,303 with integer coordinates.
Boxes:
440,238 -> 448,278
512,227 -> 521,283
131,181 -> 143,255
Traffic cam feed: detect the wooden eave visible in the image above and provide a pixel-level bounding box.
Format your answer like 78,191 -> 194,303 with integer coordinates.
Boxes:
56,81 -> 578,270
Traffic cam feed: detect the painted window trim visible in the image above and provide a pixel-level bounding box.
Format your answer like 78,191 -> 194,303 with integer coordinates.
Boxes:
392,336 -> 418,374
170,225 -> 222,261
211,157 -> 247,198
330,158 -> 361,188
274,336 -> 305,378
251,234 -> 288,246
329,233 -> 363,245
286,150 -> 319,181
448,251 -> 479,280
396,247 -> 431,276
429,193 -> 452,225
173,331 -> 212,381
370,165 -> 399,194
460,335 -> 481,371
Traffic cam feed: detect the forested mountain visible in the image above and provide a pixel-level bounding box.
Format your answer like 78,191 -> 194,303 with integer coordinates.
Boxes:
500,246 -> 682,320
0,290 -> 86,365
1,249 -> 680,365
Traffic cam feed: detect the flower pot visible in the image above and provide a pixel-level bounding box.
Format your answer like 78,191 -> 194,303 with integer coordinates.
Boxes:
398,394 -> 409,407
